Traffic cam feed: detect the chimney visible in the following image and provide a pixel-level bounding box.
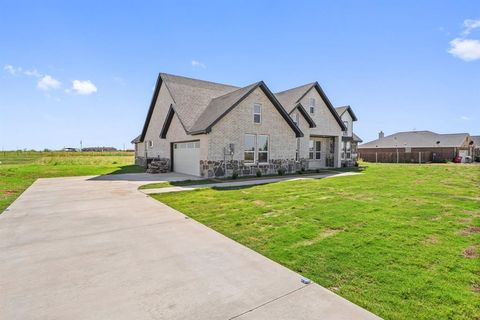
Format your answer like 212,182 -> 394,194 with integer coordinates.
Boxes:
379,131 -> 384,139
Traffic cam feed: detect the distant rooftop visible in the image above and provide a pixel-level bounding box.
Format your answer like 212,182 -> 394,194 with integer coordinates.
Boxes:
359,130 -> 470,148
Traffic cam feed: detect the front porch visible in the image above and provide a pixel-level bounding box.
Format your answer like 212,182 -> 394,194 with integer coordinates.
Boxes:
307,136 -> 338,169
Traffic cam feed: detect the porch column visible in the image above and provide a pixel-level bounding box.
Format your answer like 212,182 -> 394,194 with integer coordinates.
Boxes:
334,136 -> 342,168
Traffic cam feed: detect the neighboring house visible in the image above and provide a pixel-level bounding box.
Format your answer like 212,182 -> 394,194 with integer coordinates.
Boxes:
358,130 -> 474,163
133,73 -> 347,177
472,136 -> 480,161
334,105 -> 362,166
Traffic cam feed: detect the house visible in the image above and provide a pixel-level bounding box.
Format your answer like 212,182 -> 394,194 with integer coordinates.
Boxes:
472,136 -> 480,161
133,73 -> 349,177
358,130 -> 474,163
334,106 -> 362,166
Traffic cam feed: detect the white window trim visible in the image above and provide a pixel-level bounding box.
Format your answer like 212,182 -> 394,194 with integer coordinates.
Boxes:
244,134 -> 269,164
309,98 -> 316,114
148,140 -> 153,148
244,134 -> 256,163
253,103 -> 262,124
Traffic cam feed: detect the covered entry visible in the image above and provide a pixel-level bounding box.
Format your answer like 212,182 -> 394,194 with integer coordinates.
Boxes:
172,141 -> 200,176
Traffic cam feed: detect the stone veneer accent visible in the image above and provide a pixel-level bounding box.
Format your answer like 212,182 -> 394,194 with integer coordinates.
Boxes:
200,159 -> 308,178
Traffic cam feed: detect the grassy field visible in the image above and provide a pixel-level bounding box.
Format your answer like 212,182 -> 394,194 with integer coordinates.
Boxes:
153,163 -> 480,320
0,151 -> 143,212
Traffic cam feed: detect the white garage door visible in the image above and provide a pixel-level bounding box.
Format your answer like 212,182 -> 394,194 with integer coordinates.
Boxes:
173,141 -> 200,176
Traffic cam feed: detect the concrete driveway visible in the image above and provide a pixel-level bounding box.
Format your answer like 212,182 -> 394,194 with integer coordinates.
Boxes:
0,174 -> 380,320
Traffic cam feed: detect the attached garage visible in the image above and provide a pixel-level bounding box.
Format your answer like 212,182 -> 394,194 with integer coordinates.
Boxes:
172,141 -> 200,176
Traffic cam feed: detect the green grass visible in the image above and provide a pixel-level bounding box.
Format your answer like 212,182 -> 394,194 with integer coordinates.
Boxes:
139,179 -> 222,189
0,151 -> 143,212
152,163 -> 480,320
139,167 -> 364,190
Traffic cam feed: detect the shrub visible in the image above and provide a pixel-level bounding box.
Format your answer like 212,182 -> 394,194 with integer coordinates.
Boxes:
315,169 -> 320,173
256,170 -> 262,177
232,171 -> 238,179
278,168 -> 286,176
301,167 -> 305,172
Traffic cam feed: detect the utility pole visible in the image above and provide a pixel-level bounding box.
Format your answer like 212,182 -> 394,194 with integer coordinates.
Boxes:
80,140 -> 83,152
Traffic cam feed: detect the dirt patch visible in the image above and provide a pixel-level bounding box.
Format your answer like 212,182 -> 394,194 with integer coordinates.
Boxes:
423,235 -> 439,245
458,218 -> 472,224
0,190 -> 18,196
296,228 -> 344,246
472,284 -> 480,294
253,200 -> 265,206
458,226 -> 480,236
462,246 -> 478,259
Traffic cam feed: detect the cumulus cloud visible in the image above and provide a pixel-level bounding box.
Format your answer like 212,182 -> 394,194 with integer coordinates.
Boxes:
460,116 -> 470,121
449,18 -> 480,61
71,80 -> 97,95
462,19 -> 480,35
191,60 -> 206,68
37,75 -> 61,91
24,69 -> 41,78
4,64 -> 21,75
448,38 -> 480,61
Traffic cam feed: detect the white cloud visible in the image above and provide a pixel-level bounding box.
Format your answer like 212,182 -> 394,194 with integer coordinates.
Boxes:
24,69 -> 41,78
71,80 -> 97,95
37,75 -> 61,91
448,38 -> 480,61
191,60 -> 206,68
462,19 -> 480,35
4,64 -> 21,75
460,116 -> 470,121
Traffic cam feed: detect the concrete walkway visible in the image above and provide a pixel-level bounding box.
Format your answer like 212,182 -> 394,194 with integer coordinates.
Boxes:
0,173 -> 379,320
141,171 -> 361,194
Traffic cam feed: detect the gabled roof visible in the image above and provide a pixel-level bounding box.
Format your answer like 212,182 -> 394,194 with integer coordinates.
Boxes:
471,135 -> 480,147
139,73 -> 239,142
275,82 -> 346,131
353,133 -> 363,143
289,103 -> 316,128
335,105 -> 358,121
359,131 -> 470,149
131,135 -> 141,144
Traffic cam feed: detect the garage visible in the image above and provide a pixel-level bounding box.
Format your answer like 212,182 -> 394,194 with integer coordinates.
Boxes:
173,141 -> 200,176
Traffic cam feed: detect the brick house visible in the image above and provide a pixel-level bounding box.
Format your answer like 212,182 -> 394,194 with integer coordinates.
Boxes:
133,73 -> 356,177
335,106 -> 362,166
358,130 -> 475,163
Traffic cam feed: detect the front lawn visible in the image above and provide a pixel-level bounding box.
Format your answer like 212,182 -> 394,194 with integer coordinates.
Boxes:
152,163 -> 480,320
0,151 -> 143,213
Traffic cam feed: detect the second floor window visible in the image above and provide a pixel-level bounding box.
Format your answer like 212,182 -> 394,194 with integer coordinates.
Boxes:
254,103 -> 262,123
309,98 -> 316,114
148,140 -> 153,148
343,121 -> 349,136
291,113 -> 298,125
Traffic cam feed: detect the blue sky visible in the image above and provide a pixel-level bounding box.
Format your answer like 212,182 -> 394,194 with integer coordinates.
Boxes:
0,1 -> 479,150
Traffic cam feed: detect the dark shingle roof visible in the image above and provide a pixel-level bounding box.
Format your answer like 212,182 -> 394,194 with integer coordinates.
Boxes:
189,82 -> 261,133
275,83 -> 316,113
274,82 -> 346,131
353,133 -> 363,142
335,105 -> 358,121
359,131 -> 470,148
131,135 -> 141,144
161,73 -> 239,131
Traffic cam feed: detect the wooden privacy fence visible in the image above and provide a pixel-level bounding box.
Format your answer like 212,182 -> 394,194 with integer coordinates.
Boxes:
359,151 -> 432,163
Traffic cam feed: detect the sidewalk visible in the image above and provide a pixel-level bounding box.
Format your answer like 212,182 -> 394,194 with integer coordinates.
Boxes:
140,171 -> 361,194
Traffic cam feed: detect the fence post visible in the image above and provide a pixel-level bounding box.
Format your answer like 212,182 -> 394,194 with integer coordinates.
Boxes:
419,152 -> 421,163
375,152 -> 378,163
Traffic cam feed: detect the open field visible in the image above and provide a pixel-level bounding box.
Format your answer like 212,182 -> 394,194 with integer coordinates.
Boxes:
153,163 -> 480,319
0,151 -> 142,213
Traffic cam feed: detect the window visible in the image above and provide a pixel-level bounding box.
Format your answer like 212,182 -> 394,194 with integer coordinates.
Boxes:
343,121 -> 349,136
315,141 -> 321,160
346,141 -> 351,159
329,138 -> 335,154
292,113 -> 298,125
244,134 -> 269,163
148,140 -> 153,148
244,134 -> 255,163
309,140 -> 314,159
254,103 -> 262,123
341,141 -> 345,159
257,135 -> 269,163
309,98 -> 316,114
295,138 -> 300,160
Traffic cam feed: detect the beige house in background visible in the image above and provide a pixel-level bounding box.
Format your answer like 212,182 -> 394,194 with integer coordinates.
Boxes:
133,73 -> 358,177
